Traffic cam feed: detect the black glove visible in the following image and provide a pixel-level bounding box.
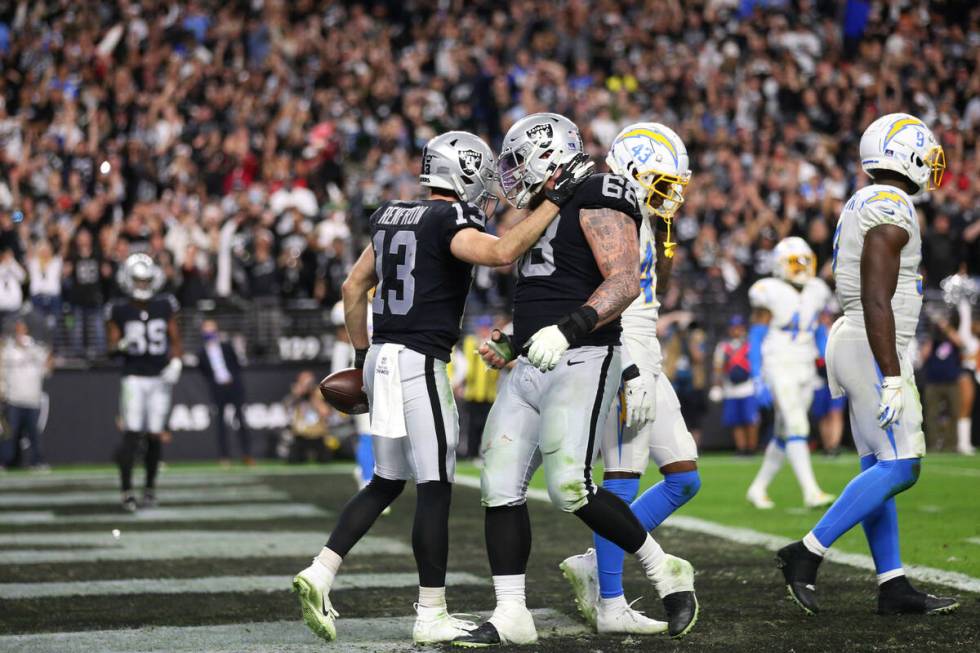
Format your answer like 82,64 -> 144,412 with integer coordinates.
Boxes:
543,152 -> 595,206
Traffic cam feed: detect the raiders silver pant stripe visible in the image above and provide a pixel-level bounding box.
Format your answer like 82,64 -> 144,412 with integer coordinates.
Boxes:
584,346 -> 615,495
424,356 -> 449,483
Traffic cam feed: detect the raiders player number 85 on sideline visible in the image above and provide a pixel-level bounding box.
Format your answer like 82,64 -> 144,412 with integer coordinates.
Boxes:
106,253 -> 183,513
292,130 -> 595,646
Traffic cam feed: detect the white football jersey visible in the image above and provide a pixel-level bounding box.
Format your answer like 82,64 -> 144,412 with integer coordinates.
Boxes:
749,276 -> 832,364
832,184 -> 922,349
621,217 -> 659,338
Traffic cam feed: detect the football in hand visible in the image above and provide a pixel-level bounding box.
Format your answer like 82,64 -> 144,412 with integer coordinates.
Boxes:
319,367 -> 369,414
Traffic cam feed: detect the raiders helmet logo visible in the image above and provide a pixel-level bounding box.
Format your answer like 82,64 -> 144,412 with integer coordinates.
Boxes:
525,123 -> 554,147
458,149 -> 483,177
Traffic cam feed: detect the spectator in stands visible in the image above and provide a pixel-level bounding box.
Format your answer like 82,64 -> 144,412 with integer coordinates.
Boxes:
0,318 -> 52,469
812,309 -> 846,456
63,230 -> 105,357
0,247 -> 24,333
920,309 -> 964,451
711,315 -> 759,456
456,316 -> 500,459
197,319 -> 253,467
26,239 -> 62,334
284,370 -> 334,464
662,312 -> 709,445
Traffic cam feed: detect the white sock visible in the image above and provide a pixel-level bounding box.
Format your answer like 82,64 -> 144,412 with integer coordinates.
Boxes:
634,534 -> 666,579
957,418 -> 973,450
877,569 -> 905,585
492,574 -> 526,607
802,531 -> 827,557
599,594 -> 628,611
315,546 -> 342,588
418,586 -> 447,609
785,439 -> 821,498
750,438 -> 785,493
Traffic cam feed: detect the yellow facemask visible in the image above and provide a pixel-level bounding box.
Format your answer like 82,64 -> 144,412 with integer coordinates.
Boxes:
924,145 -> 945,190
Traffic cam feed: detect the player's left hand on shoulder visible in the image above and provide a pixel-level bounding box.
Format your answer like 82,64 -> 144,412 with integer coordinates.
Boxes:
877,376 -> 904,429
622,365 -> 655,428
543,152 -> 594,206
526,325 -> 570,372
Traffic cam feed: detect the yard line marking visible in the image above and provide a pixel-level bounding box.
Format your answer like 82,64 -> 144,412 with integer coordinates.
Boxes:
0,571 -> 485,600
0,608 -> 585,653
930,467 -> 980,478
0,503 -> 329,525
453,475 -> 980,594
0,476 -> 265,491
0,465 -> 355,489
0,530 -> 408,564
0,486 -> 288,507
966,537 -> 980,546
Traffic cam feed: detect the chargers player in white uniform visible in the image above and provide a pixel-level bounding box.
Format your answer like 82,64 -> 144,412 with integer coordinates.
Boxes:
745,237 -> 836,509
777,113 -> 958,616
555,123 -> 699,638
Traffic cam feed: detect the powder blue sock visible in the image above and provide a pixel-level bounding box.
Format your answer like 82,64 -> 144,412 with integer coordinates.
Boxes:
594,477 -> 640,598
811,458 -> 920,548
631,470 -> 702,531
356,434 -> 375,483
858,454 -> 903,575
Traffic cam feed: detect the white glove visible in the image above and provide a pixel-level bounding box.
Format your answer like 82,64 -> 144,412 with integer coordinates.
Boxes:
161,358 -> 183,385
708,385 -> 724,403
623,370 -> 656,428
878,376 -> 904,429
526,325 -> 570,372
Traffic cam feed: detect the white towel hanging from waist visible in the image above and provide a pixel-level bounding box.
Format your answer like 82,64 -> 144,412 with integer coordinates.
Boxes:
370,343 -> 408,438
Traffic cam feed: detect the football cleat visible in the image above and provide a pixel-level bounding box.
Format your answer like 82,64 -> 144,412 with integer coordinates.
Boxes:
746,487 -> 775,510
648,554 -> 699,638
292,562 -> 338,642
804,491 -> 836,509
876,576 -> 959,616
776,541 -> 822,615
596,596 -> 668,635
121,493 -> 138,513
413,604 -> 477,644
558,548 -> 599,628
452,602 -> 537,647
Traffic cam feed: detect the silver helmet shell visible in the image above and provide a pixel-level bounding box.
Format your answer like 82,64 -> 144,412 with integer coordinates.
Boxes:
119,253 -> 165,301
419,131 -> 498,214
498,113 -> 583,209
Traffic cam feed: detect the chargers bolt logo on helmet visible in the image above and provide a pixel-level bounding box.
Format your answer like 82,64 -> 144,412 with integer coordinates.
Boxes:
859,113 -> 945,194
606,122 -> 692,258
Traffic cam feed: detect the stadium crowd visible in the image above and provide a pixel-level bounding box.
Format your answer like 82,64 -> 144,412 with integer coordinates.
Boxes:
0,0 -> 977,357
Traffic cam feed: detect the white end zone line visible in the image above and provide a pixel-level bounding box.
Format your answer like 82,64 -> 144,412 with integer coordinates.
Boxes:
0,571 -> 486,600
453,474 -> 980,594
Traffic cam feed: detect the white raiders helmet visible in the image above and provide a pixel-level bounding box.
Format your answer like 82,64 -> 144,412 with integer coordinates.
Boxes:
119,253 -> 165,301
859,113 -> 945,195
773,237 -> 816,287
419,131 -> 499,214
498,112 -> 583,209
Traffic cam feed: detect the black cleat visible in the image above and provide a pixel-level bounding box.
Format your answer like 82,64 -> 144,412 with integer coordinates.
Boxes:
776,541 -> 822,615
121,494 -> 138,513
663,590 -> 699,638
877,576 -> 960,615
141,490 -> 157,508
452,621 -> 502,648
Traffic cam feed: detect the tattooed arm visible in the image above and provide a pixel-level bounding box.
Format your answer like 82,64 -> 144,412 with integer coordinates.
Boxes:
581,207 -> 641,327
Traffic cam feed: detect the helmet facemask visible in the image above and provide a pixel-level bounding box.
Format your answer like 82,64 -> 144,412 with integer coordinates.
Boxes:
499,140 -> 558,210
629,167 -> 691,259
780,253 -> 816,287
922,145 -> 945,191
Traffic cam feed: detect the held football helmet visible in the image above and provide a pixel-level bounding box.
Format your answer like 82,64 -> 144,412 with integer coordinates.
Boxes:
498,113 -> 583,209
606,122 -> 691,257
419,131 -> 499,214
773,237 -> 816,287
859,113 -> 945,194
119,253 -> 164,301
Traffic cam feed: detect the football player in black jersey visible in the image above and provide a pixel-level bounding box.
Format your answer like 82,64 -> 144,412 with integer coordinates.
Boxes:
454,113 -> 695,647
106,254 -> 183,512
292,130 -> 594,646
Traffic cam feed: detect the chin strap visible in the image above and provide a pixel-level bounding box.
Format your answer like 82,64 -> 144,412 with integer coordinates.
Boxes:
659,214 -> 676,259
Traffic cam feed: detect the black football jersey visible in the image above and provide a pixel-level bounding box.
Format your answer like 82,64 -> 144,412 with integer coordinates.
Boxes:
370,199 -> 486,361
107,295 -> 179,376
512,173 -> 642,352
